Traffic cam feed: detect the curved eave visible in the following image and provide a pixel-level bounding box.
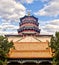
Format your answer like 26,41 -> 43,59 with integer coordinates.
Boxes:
19,22 -> 39,26
20,15 -> 38,21
17,28 -> 40,33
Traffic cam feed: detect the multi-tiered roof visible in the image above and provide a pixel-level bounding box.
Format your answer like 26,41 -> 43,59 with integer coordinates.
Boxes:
7,14 -> 52,59
18,15 -> 40,35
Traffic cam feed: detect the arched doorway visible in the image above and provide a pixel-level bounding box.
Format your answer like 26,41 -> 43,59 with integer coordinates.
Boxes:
39,61 -> 52,65
7,62 -> 20,65
23,62 -> 37,65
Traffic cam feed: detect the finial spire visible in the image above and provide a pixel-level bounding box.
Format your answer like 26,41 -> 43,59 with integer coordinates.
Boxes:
27,10 -> 31,16
28,11 -> 30,16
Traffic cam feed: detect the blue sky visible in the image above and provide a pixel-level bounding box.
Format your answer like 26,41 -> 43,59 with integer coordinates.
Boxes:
0,0 -> 59,35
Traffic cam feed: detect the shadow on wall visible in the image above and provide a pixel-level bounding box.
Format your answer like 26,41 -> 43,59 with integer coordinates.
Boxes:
39,62 -> 52,65
7,62 -> 21,65
7,61 -> 52,65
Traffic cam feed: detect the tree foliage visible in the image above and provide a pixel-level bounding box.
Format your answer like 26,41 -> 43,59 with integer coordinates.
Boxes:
50,32 -> 59,65
0,36 -> 14,65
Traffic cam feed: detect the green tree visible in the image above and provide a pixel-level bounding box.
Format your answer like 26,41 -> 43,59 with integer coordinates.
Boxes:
0,36 -> 14,65
50,32 -> 59,65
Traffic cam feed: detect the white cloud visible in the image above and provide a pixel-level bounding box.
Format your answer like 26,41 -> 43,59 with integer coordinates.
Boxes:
40,26 -> 51,35
26,0 -> 34,3
40,19 -> 59,35
24,0 -> 49,4
0,31 -> 18,35
0,0 -> 26,22
19,0 -> 34,4
20,0 -> 40,4
34,0 -> 59,17
0,22 -> 19,35
0,0 -> 26,35
0,22 -> 18,30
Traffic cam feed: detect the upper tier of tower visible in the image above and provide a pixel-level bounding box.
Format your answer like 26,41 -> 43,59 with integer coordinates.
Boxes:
17,15 -> 41,36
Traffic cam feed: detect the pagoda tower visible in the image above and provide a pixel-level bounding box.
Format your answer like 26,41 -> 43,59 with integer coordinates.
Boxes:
6,13 -> 52,65
17,14 -> 40,36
